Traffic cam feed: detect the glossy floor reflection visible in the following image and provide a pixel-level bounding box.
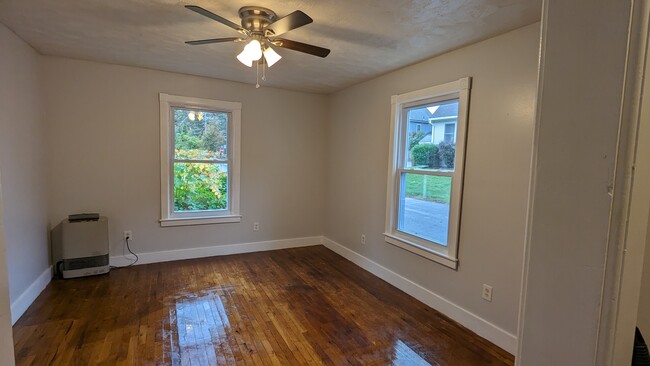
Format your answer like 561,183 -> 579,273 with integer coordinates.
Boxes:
392,340 -> 431,366
13,246 -> 513,365
167,293 -> 232,364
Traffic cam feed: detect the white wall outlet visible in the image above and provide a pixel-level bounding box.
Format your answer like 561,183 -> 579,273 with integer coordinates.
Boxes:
123,230 -> 133,241
361,234 -> 366,245
482,284 -> 493,302
253,222 -> 259,231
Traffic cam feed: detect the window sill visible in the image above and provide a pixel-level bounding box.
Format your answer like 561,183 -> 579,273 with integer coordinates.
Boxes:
160,215 -> 242,227
384,233 -> 458,269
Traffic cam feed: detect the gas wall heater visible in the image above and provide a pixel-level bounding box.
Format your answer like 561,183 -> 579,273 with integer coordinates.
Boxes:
51,216 -> 110,279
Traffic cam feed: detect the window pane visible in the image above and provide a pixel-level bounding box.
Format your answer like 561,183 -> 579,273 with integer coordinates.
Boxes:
173,108 -> 228,160
405,100 -> 458,171
173,162 -> 228,212
444,123 -> 456,144
398,173 -> 452,246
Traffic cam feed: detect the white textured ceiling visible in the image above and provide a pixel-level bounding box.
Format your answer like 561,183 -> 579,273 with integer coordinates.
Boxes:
0,0 -> 541,93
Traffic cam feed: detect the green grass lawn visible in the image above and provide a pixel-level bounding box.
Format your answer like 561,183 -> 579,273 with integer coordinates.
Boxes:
404,174 -> 451,204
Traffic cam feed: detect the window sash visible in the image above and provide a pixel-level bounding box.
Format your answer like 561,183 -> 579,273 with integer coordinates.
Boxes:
445,123 -> 455,133
394,171 -> 453,248
172,109 -> 231,162
169,109 -> 232,216
173,158 -> 230,164
385,77 -> 471,269
171,161 -> 231,215
393,169 -> 455,246
160,93 -> 242,225
397,168 -> 454,177
399,96 -> 459,170
444,123 -> 455,143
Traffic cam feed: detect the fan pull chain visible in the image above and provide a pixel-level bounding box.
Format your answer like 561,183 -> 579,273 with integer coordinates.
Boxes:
255,60 -> 260,89
262,60 -> 267,81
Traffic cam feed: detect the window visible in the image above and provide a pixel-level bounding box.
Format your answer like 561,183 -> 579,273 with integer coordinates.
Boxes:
159,94 -> 241,226
444,123 -> 456,143
385,77 -> 470,268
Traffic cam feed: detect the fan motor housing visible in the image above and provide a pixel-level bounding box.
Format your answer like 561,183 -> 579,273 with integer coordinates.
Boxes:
238,6 -> 277,32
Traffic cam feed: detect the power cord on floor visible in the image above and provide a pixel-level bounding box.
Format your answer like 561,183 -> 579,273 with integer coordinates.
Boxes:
125,237 -> 139,266
110,237 -> 139,269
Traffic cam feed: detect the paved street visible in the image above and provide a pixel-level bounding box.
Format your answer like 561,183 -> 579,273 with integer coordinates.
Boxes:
402,197 -> 449,245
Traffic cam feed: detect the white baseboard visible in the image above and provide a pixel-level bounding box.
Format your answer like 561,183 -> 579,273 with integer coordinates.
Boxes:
322,237 -> 518,354
110,236 -> 324,267
11,266 -> 51,325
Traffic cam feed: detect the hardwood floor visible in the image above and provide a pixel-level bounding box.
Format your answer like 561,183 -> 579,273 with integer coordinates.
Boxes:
13,246 -> 513,365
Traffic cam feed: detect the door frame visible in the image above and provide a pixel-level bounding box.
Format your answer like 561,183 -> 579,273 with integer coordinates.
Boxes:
596,0 -> 650,363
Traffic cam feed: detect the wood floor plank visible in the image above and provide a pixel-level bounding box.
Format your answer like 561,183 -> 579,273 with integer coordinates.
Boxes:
13,246 -> 514,365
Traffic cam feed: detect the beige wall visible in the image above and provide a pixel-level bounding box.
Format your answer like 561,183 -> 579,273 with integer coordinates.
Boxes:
42,57 -> 327,257
0,23 -> 48,312
324,23 -> 540,338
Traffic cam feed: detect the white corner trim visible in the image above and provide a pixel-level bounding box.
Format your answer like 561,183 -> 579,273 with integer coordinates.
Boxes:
322,237 -> 518,355
110,236 -> 324,267
11,266 -> 52,325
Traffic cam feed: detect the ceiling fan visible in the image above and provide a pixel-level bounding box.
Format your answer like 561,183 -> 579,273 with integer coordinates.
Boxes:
184,5 -> 331,68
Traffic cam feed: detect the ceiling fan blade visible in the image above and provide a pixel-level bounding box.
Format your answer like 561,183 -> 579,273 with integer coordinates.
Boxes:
185,37 -> 241,45
265,11 -> 313,37
272,38 -> 330,58
185,5 -> 243,32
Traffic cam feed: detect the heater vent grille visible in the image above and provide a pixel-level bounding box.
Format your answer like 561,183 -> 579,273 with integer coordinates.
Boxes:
63,255 -> 109,271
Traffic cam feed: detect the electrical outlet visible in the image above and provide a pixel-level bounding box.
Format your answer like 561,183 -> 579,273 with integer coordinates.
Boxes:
123,230 -> 133,241
482,284 -> 493,302
361,234 -> 366,245
253,222 -> 260,231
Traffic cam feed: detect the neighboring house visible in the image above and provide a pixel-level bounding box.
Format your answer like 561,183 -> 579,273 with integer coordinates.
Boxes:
407,101 -> 459,144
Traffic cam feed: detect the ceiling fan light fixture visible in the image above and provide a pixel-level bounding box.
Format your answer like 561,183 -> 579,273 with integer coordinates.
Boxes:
245,39 -> 263,60
237,39 -> 263,67
237,50 -> 254,67
185,5 -> 330,86
263,46 -> 282,67
249,40 -> 264,60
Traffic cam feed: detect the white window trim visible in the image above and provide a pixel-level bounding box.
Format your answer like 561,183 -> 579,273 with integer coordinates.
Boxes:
159,93 -> 242,227
384,77 -> 471,269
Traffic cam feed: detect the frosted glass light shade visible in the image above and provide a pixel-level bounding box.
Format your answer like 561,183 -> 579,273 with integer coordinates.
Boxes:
263,46 -> 282,67
245,40 -> 262,60
237,50 -> 253,67
237,40 -> 263,67
237,52 -> 253,67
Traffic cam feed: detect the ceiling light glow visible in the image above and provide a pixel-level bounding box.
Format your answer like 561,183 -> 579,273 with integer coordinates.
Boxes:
263,46 -> 282,67
237,39 -> 263,67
